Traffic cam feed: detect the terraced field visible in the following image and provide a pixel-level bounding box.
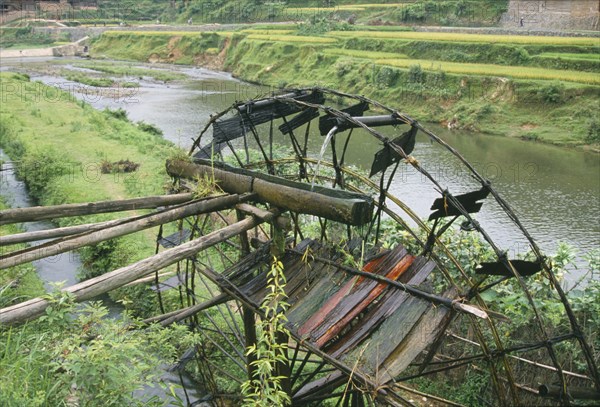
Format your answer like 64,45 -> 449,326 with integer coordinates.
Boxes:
236,28 -> 599,84
376,58 -> 600,84
328,30 -> 600,46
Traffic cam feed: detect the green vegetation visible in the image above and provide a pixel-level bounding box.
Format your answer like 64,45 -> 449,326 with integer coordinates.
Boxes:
90,28 -> 600,147
72,0 -> 509,27
63,70 -> 115,87
329,30 -> 600,46
0,288 -> 198,406
0,73 -> 203,405
0,72 -> 174,312
0,27 -> 60,49
93,31 -> 229,65
242,258 -> 291,406
73,62 -> 187,82
378,59 -> 600,84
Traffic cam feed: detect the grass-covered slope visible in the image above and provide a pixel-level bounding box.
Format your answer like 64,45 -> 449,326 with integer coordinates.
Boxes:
89,0 -> 508,27
0,72 -> 180,314
91,29 -> 600,147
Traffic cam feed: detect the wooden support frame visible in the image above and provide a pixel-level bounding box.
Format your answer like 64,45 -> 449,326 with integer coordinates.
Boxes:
0,208 -> 279,325
0,194 -> 251,270
0,193 -> 195,225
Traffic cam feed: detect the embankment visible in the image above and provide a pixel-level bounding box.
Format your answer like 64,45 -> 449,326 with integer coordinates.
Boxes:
0,72 -> 177,314
90,29 -> 600,148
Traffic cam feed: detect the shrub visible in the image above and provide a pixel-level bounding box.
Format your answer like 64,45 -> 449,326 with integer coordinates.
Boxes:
537,81 -> 565,104
585,119 -> 600,144
104,107 -> 128,121
375,66 -> 399,88
136,120 -> 163,136
408,64 -> 424,84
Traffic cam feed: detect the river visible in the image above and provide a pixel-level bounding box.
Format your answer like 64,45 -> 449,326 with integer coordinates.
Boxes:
1,56 -> 598,287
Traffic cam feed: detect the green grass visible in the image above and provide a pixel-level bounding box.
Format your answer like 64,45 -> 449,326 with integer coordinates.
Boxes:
73,61 -> 187,82
536,52 -> 600,61
247,34 -> 337,43
63,70 -> 115,87
101,30 -> 233,38
377,58 -> 600,84
329,31 -> 600,46
0,71 -> 175,285
240,29 -> 296,35
322,48 -> 406,60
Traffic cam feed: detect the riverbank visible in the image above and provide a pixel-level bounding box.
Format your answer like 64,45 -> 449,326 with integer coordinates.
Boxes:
90,28 -> 600,149
0,71 -> 178,313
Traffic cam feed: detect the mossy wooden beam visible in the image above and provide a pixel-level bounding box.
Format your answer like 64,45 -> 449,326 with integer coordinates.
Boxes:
166,159 -> 374,226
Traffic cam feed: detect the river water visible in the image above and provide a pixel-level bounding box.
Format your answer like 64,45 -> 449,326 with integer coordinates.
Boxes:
1,57 -> 598,287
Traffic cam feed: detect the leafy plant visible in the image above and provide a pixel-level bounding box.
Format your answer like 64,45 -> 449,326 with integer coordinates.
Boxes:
242,257 -> 291,406
585,119 -> 600,144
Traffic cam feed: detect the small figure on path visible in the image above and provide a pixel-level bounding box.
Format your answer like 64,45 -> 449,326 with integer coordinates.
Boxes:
520,17 -> 524,27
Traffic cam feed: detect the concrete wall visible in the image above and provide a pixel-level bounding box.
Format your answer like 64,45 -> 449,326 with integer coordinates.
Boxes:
502,0 -> 600,30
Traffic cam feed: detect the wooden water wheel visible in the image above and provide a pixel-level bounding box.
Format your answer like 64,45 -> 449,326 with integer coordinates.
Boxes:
1,88 -> 597,406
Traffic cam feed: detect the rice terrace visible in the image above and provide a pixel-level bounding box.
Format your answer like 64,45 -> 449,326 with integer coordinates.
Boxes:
0,1 -> 599,406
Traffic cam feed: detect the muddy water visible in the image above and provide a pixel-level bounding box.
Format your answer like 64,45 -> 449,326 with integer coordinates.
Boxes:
2,57 -> 598,285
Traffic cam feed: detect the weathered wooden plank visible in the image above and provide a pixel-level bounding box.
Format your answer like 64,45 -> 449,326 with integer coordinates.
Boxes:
376,296 -> 454,383
343,294 -> 430,374
328,257 -> 435,358
287,264 -> 352,333
0,194 -> 246,270
296,245 -> 407,342
293,371 -> 345,401
0,193 -> 194,226
0,209 -> 278,325
311,254 -> 415,348
166,159 -> 374,226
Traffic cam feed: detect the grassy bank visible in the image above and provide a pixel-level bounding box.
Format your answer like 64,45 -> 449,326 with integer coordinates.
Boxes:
0,72 -> 180,314
0,73 -> 206,405
91,29 -> 600,148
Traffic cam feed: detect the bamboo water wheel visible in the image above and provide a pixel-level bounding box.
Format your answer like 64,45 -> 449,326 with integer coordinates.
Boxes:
0,88 -> 597,406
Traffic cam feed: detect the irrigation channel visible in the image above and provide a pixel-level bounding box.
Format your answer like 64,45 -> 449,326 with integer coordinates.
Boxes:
3,56 -> 596,285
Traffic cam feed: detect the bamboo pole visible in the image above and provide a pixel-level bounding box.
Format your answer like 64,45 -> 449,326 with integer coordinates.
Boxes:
0,218 -> 134,246
0,193 -> 194,226
159,293 -> 230,326
0,194 -> 248,270
166,160 -> 374,226
0,209 -> 278,325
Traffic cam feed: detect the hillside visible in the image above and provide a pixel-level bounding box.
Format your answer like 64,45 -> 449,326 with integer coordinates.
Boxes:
90,26 -> 600,148
88,0 -> 509,26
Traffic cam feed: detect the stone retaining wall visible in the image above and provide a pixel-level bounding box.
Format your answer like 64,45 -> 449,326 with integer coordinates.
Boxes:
501,0 -> 600,30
